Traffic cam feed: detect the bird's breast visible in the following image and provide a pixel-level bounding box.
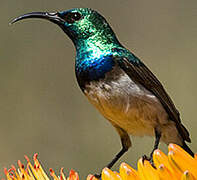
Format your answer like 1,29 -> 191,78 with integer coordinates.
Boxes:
84,65 -> 169,136
75,54 -> 115,90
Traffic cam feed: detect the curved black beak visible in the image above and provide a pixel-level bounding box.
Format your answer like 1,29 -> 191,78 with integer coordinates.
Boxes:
10,12 -> 64,25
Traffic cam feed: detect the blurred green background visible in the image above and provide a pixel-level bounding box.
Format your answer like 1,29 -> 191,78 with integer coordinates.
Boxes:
1,0 -> 197,178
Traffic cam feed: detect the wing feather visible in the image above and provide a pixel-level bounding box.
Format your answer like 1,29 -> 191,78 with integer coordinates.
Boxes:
114,56 -> 190,142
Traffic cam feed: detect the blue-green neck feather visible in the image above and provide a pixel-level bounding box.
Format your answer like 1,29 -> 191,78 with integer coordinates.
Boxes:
69,8 -> 141,89
74,22 -> 123,88
75,41 -> 141,90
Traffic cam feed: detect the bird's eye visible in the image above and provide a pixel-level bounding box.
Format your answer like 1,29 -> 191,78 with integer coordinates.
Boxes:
62,12 -> 82,23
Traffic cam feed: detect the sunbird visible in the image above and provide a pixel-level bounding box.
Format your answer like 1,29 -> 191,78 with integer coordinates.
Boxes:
11,8 -> 194,177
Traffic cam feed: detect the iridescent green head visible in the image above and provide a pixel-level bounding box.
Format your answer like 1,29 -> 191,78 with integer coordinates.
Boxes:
11,8 -> 121,50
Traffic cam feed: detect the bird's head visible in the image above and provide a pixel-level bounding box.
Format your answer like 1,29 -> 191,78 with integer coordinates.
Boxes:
11,8 -> 120,49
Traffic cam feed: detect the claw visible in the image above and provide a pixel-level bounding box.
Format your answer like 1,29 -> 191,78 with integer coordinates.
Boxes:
142,155 -> 156,168
94,173 -> 101,179
142,155 -> 150,163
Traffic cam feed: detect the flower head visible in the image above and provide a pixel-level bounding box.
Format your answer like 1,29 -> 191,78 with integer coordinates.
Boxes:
4,144 -> 197,180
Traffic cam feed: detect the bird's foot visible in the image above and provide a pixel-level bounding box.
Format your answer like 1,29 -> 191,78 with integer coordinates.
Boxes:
94,173 -> 101,179
142,155 -> 156,168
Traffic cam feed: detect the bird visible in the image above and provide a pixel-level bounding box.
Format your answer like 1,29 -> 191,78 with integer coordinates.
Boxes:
11,8 -> 194,177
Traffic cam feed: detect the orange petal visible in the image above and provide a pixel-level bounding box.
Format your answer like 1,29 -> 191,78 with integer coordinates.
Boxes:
181,170 -> 196,180
4,168 -> 12,180
157,164 -> 177,180
119,162 -> 139,180
87,174 -> 98,180
194,154 -> 197,161
60,168 -> 66,180
10,165 -> 21,180
101,168 -> 121,180
32,154 -> 49,180
50,168 -> 59,180
153,150 -> 171,170
137,158 -> 160,180
168,150 -> 184,178
68,169 -> 79,180
168,144 -> 197,178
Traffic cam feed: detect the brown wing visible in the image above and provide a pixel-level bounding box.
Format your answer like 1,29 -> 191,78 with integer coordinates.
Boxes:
115,56 -> 191,142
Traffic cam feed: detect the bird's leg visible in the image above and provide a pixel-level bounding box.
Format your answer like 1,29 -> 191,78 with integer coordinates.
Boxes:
107,127 -> 131,169
94,126 -> 131,179
150,128 -> 161,158
142,128 -> 161,166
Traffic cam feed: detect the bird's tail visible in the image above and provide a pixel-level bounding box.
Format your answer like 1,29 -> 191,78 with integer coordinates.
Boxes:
181,141 -> 194,157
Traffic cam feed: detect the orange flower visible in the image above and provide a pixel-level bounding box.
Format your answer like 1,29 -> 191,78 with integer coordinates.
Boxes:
4,144 -> 197,180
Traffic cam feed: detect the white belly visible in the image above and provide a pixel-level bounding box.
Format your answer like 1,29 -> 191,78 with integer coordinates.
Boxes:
84,66 -> 181,144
